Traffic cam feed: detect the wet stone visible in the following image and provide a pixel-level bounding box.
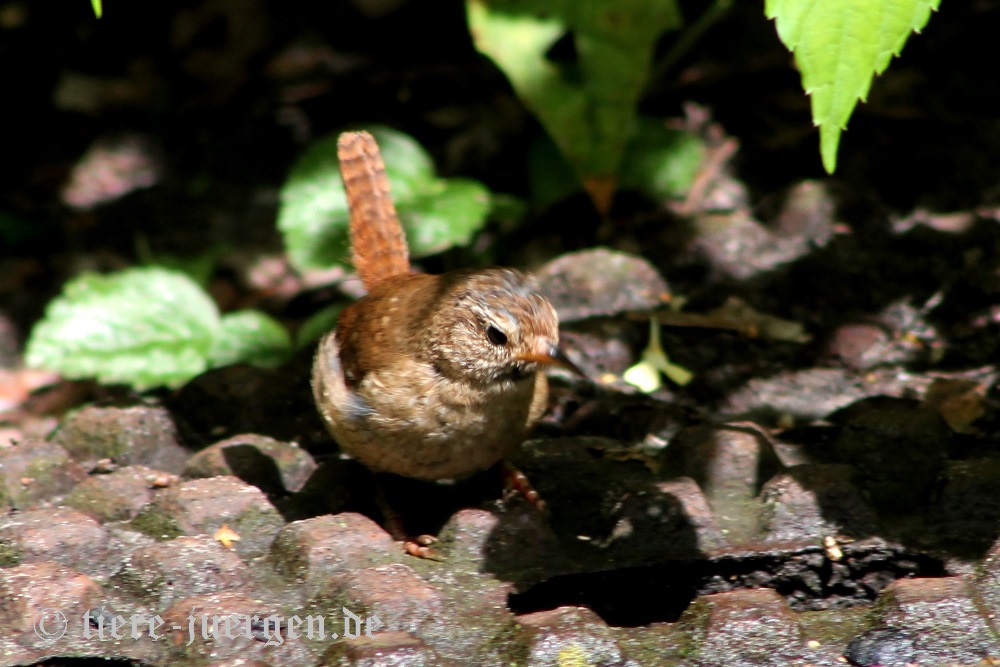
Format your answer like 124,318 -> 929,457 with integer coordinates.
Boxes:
616,623 -> 687,667
436,508 -> 501,565
650,477 -> 729,556
721,368 -> 872,422
0,439 -> 87,511
0,506 -> 118,579
321,631 -> 455,666
517,605 -> 627,667
65,465 -> 178,522
111,534 -> 253,610
420,573 -> 520,664
974,536 -> 1000,633
558,319 -> 642,379
50,404 -> 190,473
160,591 -> 314,667
365,540 -> 519,665
772,180 -> 836,246
679,588 -> 813,667
269,513 -> 400,592
758,463 -> 879,544
512,437 -> 730,566
183,433 -> 318,495
316,563 -> 446,638
844,627 -> 917,667
0,562 -> 101,653
832,400 -> 950,513
535,247 -> 669,323
510,437 -> 622,534
662,426 -> 783,543
874,576 -> 1000,664
278,458 -> 354,520
935,459 -> 1000,552
688,210 -> 806,281
169,362 -> 323,446
663,426 -> 784,499
821,323 -> 894,370
601,476 -> 729,562
438,506 -> 560,586
130,475 -> 285,559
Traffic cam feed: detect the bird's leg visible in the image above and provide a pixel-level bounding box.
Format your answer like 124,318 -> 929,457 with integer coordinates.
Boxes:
374,480 -> 442,560
501,461 -> 549,516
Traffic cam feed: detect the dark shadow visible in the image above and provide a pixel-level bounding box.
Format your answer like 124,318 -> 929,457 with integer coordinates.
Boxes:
220,444 -> 287,496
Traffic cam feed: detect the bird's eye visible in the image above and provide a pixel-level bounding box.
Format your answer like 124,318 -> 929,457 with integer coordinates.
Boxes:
486,325 -> 508,346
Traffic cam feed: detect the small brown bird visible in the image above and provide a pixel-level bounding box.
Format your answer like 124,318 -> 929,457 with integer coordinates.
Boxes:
312,131 -> 577,481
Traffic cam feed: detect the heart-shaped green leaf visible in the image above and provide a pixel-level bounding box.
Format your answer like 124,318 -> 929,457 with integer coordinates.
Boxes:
278,126 -> 493,272
26,267 -> 294,389
209,310 -> 293,369
26,267 -> 221,389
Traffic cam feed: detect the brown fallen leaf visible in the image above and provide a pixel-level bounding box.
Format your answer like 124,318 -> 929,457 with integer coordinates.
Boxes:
922,378 -> 986,434
214,524 -> 241,549
635,296 -> 812,343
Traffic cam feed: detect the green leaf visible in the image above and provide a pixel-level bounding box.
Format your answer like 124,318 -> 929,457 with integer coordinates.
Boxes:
296,303 -> 345,348
277,134 -> 352,272
527,135 -> 583,212
25,267 -> 221,390
91,0 -> 102,18
765,0 -> 940,173
468,0 -> 682,198
528,117 -> 704,210
209,310 -> 293,369
619,118 -> 706,201
487,193 -> 529,229
278,125 -> 493,272
403,179 -> 491,256
139,246 -> 220,288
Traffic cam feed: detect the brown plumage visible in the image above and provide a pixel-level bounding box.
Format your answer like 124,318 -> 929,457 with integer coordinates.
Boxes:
312,131 -> 575,480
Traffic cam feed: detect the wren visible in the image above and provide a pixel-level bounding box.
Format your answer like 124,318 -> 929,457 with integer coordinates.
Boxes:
312,131 -> 577,481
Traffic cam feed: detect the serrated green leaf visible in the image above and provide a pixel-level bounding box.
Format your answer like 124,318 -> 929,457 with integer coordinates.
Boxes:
25,267 -> 221,389
278,125 -> 492,272
765,0 -> 940,173
209,310 -> 293,369
469,0 -> 682,197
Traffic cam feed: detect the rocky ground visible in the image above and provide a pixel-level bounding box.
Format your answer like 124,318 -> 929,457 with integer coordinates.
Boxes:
5,236 -> 1000,666
7,1 -> 1000,666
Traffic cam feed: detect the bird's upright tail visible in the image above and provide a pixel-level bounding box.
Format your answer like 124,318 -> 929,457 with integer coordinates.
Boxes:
337,130 -> 411,290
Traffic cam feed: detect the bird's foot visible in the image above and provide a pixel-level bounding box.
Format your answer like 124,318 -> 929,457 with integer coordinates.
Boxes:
502,462 -> 548,516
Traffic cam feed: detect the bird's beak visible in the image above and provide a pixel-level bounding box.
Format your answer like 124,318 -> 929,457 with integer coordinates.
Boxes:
517,344 -> 586,377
